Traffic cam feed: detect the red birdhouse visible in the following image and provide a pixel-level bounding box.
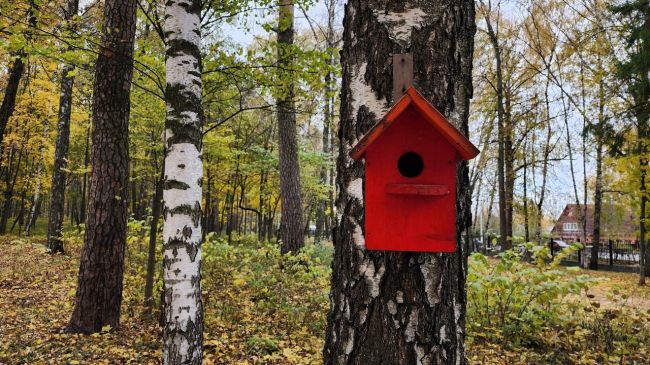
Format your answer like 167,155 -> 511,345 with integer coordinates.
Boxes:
350,86 -> 479,252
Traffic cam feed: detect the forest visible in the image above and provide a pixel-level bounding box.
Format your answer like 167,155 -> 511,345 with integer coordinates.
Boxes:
1,0 -> 650,364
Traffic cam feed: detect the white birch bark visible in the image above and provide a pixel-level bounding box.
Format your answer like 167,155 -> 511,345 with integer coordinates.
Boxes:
162,0 -> 204,364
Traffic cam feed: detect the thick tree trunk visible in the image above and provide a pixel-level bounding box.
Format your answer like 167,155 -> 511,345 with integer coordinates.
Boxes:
66,0 -> 137,333
324,1 -> 475,364
161,0 -> 204,363
277,0 -> 305,254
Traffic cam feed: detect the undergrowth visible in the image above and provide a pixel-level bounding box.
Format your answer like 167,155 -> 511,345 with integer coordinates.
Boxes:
1,224 -> 649,364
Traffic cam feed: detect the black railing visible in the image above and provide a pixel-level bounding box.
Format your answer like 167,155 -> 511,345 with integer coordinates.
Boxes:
471,235 -> 641,271
550,238 -> 640,267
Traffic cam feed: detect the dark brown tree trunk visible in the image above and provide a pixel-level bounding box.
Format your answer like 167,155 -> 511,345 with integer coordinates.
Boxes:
0,58 -> 25,147
640,161 -> 647,285
504,93 -> 514,248
535,77 -> 553,243
277,0 -> 304,254
324,1 -> 475,364
1,143 -> 25,234
589,79 -> 606,270
523,138 -> 529,243
0,1 -> 37,147
80,126 -> 90,224
144,161 -> 164,315
316,16 -> 336,242
47,0 -> 80,253
66,0 -> 137,334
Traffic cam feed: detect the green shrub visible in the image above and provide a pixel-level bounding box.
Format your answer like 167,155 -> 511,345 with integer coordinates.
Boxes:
467,242 -> 597,346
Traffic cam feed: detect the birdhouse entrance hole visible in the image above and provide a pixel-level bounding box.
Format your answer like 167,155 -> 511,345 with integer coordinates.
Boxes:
397,152 -> 423,178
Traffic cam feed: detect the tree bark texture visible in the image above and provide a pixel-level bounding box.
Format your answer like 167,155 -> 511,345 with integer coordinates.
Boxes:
144,162 -> 164,315
277,0 -> 305,254
24,102 -> 53,236
0,0 -> 37,147
47,0 -> 80,252
324,1 -> 475,364
0,58 -> 25,148
161,0 -> 204,363
640,161 -> 647,285
535,78 -> 553,244
66,0 -> 137,333
589,80 -> 606,270
483,10 -> 509,250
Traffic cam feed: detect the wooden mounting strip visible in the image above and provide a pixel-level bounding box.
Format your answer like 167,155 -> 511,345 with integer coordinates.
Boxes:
393,53 -> 413,102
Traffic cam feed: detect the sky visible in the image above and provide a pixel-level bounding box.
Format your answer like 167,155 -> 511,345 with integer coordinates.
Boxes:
73,0 -> 591,230
222,1 -> 591,228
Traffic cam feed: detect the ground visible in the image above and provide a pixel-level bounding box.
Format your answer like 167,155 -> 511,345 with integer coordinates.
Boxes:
1,233 -> 649,364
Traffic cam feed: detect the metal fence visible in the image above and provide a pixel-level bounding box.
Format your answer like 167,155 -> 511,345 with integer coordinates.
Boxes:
551,239 -> 640,268
471,235 -> 641,271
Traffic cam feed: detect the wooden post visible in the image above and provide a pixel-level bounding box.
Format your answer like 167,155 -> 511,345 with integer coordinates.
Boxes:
549,239 -> 554,258
393,53 -> 413,102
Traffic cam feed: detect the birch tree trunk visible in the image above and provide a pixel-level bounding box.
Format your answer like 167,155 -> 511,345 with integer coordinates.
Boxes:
324,1 -> 475,364
46,0 -> 79,249
66,0 -> 137,333
161,0 -> 204,362
276,0 -> 305,253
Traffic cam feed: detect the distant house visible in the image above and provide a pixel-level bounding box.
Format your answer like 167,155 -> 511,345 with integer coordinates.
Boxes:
551,204 -> 636,242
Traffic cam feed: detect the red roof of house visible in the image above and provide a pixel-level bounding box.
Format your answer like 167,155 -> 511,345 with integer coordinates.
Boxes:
551,204 -> 637,241
349,87 -> 480,161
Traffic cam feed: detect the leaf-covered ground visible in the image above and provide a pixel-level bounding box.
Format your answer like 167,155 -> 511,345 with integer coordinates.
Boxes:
1,233 -> 649,364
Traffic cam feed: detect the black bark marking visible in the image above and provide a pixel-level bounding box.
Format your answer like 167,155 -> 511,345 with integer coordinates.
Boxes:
324,1 -> 475,364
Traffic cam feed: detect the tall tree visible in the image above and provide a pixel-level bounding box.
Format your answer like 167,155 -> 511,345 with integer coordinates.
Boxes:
324,0 -> 475,363
161,0 -> 204,362
276,0 -> 305,253
66,0 -> 137,333
47,0 -> 80,253
611,0 -> 650,282
0,1 -> 36,147
479,0 -> 512,250
590,73 -> 608,270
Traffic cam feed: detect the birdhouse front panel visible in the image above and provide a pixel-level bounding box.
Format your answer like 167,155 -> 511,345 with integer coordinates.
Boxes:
364,107 -> 457,252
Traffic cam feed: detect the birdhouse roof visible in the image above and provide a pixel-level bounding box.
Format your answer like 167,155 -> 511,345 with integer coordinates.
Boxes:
350,87 -> 480,161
